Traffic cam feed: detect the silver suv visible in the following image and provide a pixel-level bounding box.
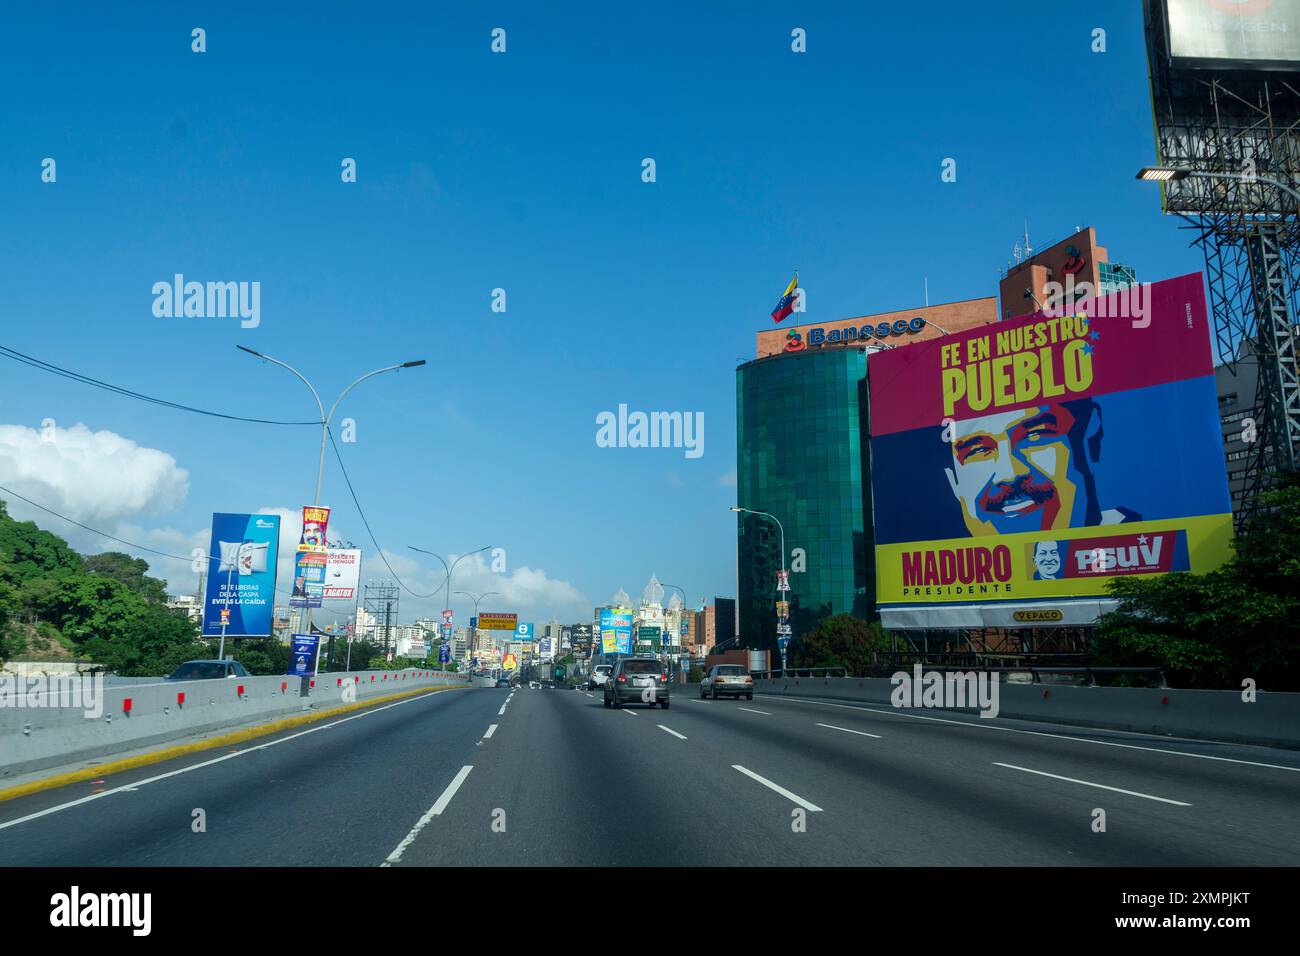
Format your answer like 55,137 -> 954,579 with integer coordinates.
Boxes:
587,664 -> 612,691
700,664 -> 753,700
603,658 -> 670,709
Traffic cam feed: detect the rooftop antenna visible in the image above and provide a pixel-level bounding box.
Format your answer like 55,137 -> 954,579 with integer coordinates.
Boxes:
1023,220 -> 1033,258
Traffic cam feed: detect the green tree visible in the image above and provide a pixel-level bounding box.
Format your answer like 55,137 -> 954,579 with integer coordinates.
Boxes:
234,638 -> 292,676
83,552 -> 169,604
790,614 -> 890,677
1093,477 -> 1300,690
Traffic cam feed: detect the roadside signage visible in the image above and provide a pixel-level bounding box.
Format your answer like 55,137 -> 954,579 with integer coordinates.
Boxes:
288,634 -> 320,676
479,612 -> 518,631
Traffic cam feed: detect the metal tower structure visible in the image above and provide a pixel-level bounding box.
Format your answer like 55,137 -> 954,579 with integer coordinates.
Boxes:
362,581 -> 399,654
1145,0 -> 1300,529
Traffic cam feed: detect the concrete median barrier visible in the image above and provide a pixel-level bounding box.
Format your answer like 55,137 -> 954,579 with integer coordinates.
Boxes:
754,676 -> 1300,748
0,669 -> 472,779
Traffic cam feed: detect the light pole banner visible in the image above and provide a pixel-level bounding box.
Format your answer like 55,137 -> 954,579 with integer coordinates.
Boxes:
289,551 -> 327,608
298,506 -> 331,554
202,513 -> 281,638
288,634 -> 319,676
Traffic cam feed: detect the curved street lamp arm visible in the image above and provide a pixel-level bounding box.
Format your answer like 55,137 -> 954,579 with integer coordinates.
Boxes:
236,345 -> 325,422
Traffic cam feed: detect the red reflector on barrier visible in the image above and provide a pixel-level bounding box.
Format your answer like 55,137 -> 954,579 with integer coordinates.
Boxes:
1042,689 -> 1050,698
337,677 -> 342,686
237,685 -> 245,696
371,675 -> 375,681
122,698 -> 133,713
355,676 -> 360,684
177,692 -> 185,705
1161,695 -> 1169,705
310,680 -> 316,688
281,681 -> 287,692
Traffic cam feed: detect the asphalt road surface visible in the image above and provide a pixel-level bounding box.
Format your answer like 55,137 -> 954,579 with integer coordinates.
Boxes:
2,684 -> 1298,866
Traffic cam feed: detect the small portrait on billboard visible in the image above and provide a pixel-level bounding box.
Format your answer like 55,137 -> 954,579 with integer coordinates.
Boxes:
1030,540 -> 1065,580
300,520 -> 326,549
943,398 -> 1140,537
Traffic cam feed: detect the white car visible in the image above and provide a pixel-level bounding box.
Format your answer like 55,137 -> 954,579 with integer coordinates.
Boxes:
587,665 -> 612,691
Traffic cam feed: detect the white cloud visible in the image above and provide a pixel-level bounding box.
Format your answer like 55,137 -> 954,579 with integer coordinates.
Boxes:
718,469 -> 737,487
378,550 -> 591,624
0,422 -> 189,525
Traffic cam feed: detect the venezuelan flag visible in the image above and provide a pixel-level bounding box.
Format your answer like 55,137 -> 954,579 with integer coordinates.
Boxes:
770,273 -> 798,323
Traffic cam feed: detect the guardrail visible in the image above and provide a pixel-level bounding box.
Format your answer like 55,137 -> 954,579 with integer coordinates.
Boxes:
750,675 -> 1300,747
753,665 -> 1166,686
0,668 -> 471,780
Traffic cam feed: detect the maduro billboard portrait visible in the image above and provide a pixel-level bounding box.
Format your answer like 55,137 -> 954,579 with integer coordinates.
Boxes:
868,273 -> 1233,629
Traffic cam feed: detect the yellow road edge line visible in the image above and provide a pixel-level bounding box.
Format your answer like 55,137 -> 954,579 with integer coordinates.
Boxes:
0,683 -> 469,804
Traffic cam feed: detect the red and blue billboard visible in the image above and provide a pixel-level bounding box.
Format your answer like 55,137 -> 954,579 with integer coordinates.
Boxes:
867,273 -> 1234,628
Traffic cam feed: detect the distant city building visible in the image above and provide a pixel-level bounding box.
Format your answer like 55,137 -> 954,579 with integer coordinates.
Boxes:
997,226 -> 1137,320
167,594 -> 203,624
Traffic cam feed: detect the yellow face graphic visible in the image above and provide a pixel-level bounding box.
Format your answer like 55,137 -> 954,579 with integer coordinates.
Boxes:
943,405 -> 1085,536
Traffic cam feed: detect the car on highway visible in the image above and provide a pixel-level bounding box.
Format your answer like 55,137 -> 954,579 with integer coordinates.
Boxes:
165,660 -> 250,681
603,657 -> 670,709
700,664 -> 753,700
587,664 -> 612,691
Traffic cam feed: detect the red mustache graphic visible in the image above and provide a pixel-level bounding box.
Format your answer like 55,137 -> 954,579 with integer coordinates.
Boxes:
980,475 -> 1056,513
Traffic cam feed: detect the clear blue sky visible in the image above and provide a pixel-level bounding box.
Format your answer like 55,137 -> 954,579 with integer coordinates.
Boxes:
0,1 -> 1205,624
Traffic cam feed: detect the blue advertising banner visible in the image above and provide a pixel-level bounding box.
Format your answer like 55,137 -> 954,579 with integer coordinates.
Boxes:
288,634 -> 319,676
289,551 -> 326,608
439,642 -> 450,663
202,513 -> 281,638
599,609 -> 633,655
516,622 -> 534,641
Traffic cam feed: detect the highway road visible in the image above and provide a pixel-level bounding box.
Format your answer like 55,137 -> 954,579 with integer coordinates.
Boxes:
2,684 -> 1298,866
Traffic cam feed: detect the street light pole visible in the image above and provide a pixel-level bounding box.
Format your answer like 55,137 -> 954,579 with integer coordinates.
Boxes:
408,545 -> 492,655
238,347 -> 425,687
454,589 -> 498,670
660,582 -> 689,679
731,506 -> 788,673
1136,166 -> 1300,208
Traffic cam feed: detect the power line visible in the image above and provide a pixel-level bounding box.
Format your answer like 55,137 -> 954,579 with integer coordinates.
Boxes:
0,481 -> 352,621
0,344 -> 322,426
326,425 -> 447,600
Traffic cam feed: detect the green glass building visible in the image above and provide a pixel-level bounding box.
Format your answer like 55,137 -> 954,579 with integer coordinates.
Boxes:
735,346 -> 876,657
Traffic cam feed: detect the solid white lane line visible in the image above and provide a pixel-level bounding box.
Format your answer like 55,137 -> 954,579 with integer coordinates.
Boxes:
622,708 -> 638,717
993,762 -> 1192,806
757,695 -> 1300,774
732,765 -> 823,812
483,724 -> 497,739
383,765 -> 475,865
0,691 -> 453,832
817,722 -> 882,739
658,725 -> 687,740
738,707 -> 771,716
